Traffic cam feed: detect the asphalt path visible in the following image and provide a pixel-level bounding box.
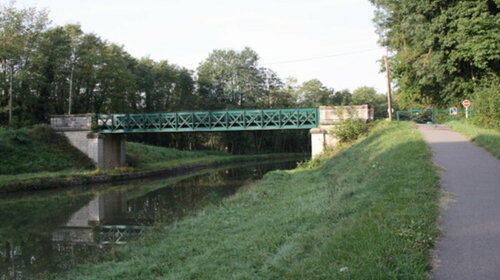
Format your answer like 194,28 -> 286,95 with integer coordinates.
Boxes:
417,124 -> 500,280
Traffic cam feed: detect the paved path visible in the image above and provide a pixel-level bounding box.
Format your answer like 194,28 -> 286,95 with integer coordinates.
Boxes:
417,124 -> 500,280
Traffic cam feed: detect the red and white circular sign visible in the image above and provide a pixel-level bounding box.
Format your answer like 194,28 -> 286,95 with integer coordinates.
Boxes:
462,100 -> 471,108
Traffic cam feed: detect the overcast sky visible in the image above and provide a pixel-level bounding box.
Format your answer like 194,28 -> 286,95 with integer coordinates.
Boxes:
15,0 -> 386,93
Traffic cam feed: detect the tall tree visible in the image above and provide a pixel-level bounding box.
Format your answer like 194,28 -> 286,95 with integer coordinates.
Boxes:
0,3 -> 49,124
370,0 -> 499,110
27,26 -> 72,121
64,24 -> 84,114
332,89 -> 352,105
296,79 -> 335,107
72,33 -> 107,113
197,47 -> 265,109
351,86 -> 387,119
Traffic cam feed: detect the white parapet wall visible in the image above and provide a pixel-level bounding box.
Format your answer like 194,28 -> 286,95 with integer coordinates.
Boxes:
50,114 -> 126,170
310,105 -> 373,158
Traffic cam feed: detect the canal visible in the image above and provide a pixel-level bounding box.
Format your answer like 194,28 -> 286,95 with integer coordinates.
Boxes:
0,158 -> 302,279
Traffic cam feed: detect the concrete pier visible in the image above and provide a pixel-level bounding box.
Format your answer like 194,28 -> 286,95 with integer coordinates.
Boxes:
310,105 -> 373,158
50,114 -> 126,170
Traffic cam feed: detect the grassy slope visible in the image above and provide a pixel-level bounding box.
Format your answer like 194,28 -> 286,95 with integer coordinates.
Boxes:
126,142 -> 229,168
0,130 -> 303,191
446,120 -> 500,158
60,122 -> 440,280
0,125 -> 94,175
0,126 -> 230,176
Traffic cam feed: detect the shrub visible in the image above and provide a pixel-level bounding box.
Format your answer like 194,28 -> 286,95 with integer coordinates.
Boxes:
473,78 -> 500,129
330,119 -> 370,143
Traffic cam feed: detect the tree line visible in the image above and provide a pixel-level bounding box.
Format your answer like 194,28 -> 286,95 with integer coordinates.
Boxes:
370,0 -> 499,128
0,3 -> 388,153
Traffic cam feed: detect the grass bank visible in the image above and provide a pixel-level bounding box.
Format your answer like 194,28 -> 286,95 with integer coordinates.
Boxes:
57,121 -> 440,279
0,125 -> 94,174
446,120 -> 500,158
126,142 -> 228,168
0,126 -> 304,192
0,152 -> 303,193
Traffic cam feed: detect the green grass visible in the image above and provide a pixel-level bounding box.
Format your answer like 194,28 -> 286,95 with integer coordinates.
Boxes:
126,142 -> 229,168
56,121 -> 440,280
0,125 -> 95,175
446,119 -> 500,158
0,126 -> 305,191
0,155 -> 290,192
0,126 -> 230,176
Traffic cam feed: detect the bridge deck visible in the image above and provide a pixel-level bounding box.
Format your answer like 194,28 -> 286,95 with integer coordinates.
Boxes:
96,108 -> 319,133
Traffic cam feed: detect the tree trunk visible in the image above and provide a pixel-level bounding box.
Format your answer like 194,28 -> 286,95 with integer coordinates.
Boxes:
8,65 -> 13,125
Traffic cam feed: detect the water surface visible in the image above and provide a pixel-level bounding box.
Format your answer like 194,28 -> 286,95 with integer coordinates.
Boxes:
0,159 -> 301,279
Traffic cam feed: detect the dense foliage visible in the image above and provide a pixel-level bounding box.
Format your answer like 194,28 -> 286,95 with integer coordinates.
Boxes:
331,118 -> 371,143
370,0 -> 499,128
0,3 -> 389,154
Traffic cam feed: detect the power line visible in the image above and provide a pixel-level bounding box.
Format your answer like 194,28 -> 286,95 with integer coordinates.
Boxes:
263,47 -> 383,65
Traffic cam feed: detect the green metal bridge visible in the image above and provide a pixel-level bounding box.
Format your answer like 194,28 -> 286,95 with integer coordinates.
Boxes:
96,108 -> 319,133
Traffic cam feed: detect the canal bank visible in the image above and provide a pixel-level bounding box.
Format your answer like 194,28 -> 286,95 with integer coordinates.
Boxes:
0,152 -> 305,192
0,125 -> 306,192
50,122 -> 441,280
0,159 -> 303,279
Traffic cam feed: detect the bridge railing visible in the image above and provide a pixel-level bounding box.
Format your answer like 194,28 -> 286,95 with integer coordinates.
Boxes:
95,108 -> 319,133
96,225 -> 146,245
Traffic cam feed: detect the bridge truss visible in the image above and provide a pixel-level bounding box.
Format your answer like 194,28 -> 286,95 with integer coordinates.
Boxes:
96,225 -> 146,245
96,108 -> 319,133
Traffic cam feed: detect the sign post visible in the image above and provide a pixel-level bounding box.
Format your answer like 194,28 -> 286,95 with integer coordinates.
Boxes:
462,100 -> 471,119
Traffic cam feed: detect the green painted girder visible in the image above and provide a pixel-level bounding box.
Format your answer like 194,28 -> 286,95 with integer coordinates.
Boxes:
96,108 -> 319,133
96,225 -> 146,245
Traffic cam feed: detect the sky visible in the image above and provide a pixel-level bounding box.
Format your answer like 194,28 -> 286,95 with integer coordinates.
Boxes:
15,0 -> 387,93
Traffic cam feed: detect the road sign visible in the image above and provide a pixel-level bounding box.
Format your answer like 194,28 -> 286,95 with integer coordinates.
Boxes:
449,107 -> 458,115
462,100 -> 471,119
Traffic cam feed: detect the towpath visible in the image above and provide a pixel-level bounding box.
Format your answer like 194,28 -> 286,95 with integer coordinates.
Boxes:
417,124 -> 500,280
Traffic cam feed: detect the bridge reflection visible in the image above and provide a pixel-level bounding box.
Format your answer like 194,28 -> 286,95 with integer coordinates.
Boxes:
51,191 -> 145,245
0,159 -> 301,279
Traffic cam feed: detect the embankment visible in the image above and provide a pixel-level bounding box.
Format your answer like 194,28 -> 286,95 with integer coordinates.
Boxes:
57,121 -> 441,279
0,126 -> 304,192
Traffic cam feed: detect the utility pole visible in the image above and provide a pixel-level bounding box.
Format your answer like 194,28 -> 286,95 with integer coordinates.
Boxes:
384,48 -> 393,121
68,64 -> 74,115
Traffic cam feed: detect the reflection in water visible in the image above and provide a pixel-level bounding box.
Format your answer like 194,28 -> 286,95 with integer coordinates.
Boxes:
0,159 -> 300,279
51,191 -> 128,245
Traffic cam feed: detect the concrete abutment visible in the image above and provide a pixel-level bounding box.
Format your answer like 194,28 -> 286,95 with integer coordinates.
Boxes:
50,114 -> 126,170
310,105 -> 373,158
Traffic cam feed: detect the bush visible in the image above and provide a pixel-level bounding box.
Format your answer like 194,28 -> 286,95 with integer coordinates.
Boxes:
330,119 -> 370,142
473,79 -> 500,129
